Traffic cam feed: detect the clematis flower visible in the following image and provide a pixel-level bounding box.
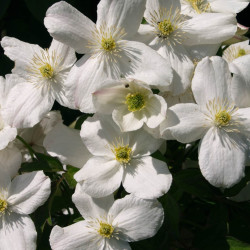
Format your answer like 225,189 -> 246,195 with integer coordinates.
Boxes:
43,123 -> 92,169
74,115 -> 172,199
44,0 -> 173,113
0,162 -> 51,250
93,79 -> 167,131
0,75 -> 18,150
15,111 -> 63,162
50,187 -> 164,250
137,0 -> 237,95
1,38 -> 76,128
161,56 -> 250,188
181,0 -> 250,16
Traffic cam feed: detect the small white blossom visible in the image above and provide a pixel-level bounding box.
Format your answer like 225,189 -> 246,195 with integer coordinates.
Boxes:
50,187 -> 164,250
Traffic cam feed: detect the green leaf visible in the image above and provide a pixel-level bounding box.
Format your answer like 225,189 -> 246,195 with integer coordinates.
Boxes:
62,165 -> 79,189
74,113 -> 93,130
227,237 -> 250,249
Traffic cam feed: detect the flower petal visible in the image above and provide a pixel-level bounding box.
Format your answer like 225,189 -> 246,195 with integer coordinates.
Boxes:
44,123 -> 91,169
96,0 -> 146,38
121,41 -> 173,91
109,195 -> 164,241
167,103 -> 207,143
72,184 -> 114,219
44,1 -> 96,54
199,128 -> 246,188
8,171 -> 51,215
50,221 -> 103,250
192,56 -> 232,107
182,13 -> 237,46
122,156 -> 172,199
2,82 -> 54,128
1,214 -> 36,250
74,157 -> 123,198
106,238 -> 131,250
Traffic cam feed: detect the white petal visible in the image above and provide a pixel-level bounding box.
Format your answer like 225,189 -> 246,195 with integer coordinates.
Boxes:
230,55 -> 250,107
129,128 -> 164,156
49,39 -> 76,68
153,43 -> 194,95
109,195 -> 164,241
167,103 -> 207,143
145,0 -> 181,22
74,157 -> 123,198
106,238 -> 131,250
235,107 -> 250,137
0,126 -> 17,150
1,214 -> 36,250
122,156 -> 172,199
1,37 -> 42,76
0,145 -> 22,179
8,171 -> 51,214
145,95 -> 167,128
121,41 -> 173,90
96,0 -> 146,38
182,13 -> 237,45
2,82 -> 54,128
209,0 -> 249,13
199,128 -> 246,188
44,123 -> 91,169
192,56 -> 232,107
80,115 -> 123,157
44,1 -> 96,54
113,105 -> 145,132
50,221 -> 103,250
65,55 -> 112,113
72,184 -> 113,219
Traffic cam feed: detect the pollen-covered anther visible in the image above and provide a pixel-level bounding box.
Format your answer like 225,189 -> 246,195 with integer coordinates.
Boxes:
39,63 -> 54,79
237,49 -> 246,58
0,199 -> 7,215
114,145 -> 132,164
126,93 -> 145,112
98,222 -> 114,239
214,110 -> 231,127
158,19 -> 174,37
101,37 -> 116,51
186,0 -> 210,14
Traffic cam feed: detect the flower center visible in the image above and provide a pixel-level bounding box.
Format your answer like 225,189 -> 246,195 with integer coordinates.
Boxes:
0,199 -> 7,215
186,0 -> 210,14
125,93 -> 145,112
39,63 -> 54,79
237,49 -> 246,58
98,222 -> 114,239
101,37 -> 116,51
158,19 -> 174,37
114,145 -> 132,164
214,110 -> 231,127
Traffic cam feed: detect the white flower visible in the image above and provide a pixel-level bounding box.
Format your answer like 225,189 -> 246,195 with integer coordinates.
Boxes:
43,123 -> 92,169
93,79 -> 167,131
223,40 -> 250,63
50,187 -> 164,250
74,115 -> 172,199
161,56 -> 250,188
181,0 -> 250,16
1,38 -> 76,128
137,0 -> 237,95
44,0 -> 173,113
15,111 -> 63,162
0,162 -> 51,250
0,75 -> 18,150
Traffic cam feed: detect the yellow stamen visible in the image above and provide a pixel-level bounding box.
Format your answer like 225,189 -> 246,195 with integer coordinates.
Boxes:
186,0 -> 210,14
101,37 -> 116,51
39,63 -> 54,79
158,19 -> 175,37
98,222 -> 114,239
0,199 -> 7,215
237,48 -> 246,58
125,93 -> 145,112
214,110 -> 231,127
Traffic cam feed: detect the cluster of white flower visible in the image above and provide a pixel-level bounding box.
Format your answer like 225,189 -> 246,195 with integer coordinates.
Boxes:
0,0 -> 250,249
